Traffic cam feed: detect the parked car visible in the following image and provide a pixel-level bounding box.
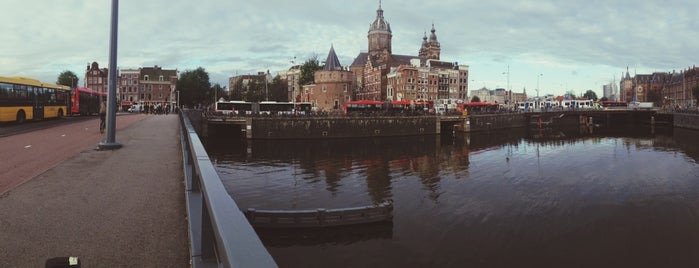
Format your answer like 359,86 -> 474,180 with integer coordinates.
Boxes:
128,105 -> 141,113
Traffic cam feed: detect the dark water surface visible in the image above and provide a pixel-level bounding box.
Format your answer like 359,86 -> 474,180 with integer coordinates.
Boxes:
204,126 -> 699,268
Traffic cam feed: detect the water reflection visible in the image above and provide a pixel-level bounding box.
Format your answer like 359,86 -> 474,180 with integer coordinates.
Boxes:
256,222 -> 393,248
204,125 -> 699,267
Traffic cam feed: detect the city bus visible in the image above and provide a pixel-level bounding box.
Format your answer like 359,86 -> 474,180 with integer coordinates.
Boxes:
70,86 -> 106,115
343,100 -> 385,115
215,100 -> 253,115
460,102 -> 501,114
257,101 -> 295,115
0,76 -> 71,123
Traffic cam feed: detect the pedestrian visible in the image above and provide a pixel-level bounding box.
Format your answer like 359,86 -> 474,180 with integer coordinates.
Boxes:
99,100 -> 106,133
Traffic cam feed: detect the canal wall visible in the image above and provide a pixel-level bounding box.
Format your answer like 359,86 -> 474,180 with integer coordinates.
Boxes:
181,109 -> 204,134
250,116 -> 437,139
466,114 -> 527,132
674,113 -> 699,130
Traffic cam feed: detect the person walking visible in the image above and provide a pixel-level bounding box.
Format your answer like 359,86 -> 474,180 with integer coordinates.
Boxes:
99,100 -> 106,133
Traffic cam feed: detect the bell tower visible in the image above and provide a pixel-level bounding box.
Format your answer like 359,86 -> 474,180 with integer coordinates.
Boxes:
367,1 -> 392,60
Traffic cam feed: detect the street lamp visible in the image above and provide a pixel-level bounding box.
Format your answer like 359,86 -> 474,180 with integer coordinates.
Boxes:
536,73 -> 543,98
502,65 -> 510,92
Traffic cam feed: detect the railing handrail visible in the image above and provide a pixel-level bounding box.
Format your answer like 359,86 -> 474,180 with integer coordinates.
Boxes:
180,109 -> 277,268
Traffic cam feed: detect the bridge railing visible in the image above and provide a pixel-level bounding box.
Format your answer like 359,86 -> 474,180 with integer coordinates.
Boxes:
179,110 -> 278,268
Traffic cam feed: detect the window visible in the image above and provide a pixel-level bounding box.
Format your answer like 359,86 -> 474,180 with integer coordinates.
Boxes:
159,75 -> 164,81
144,75 -> 149,81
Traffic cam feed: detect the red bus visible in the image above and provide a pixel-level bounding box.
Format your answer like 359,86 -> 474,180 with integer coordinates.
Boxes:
598,101 -> 627,110
70,87 -> 106,115
389,100 -> 434,111
344,100 -> 385,115
459,102 -> 501,114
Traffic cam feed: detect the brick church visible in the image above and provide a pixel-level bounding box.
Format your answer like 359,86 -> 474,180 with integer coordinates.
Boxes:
300,2 -> 469,111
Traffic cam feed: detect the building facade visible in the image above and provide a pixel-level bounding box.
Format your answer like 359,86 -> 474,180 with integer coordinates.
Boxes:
86,62 -> 178,110
136,65 -> 178,106
85,62 -> 108,93
350,3 -> 468,102
619,66 -> 698,107
302,45 -> 354,111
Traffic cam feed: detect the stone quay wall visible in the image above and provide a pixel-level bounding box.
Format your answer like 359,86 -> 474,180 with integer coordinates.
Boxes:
674,113 -> 699,130
250,116 -> 438,139
466,114 -> 528,132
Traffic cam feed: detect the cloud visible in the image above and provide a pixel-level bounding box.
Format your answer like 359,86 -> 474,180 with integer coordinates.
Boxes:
2,0 -> 698,96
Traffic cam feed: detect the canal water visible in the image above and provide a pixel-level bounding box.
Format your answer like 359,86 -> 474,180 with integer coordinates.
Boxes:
204,125 -> 699,268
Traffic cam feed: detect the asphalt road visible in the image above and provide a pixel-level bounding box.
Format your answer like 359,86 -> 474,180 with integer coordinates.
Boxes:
0,113 -> 189,267
0,114 -> 142,194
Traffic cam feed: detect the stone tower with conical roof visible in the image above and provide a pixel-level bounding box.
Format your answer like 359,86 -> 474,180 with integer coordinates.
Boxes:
419,24 -> 441,60
367,1 -> 392,61
324,44 -> 342,71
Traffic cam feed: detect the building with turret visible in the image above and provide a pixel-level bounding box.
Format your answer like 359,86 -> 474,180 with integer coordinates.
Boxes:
350,3 -> 468,102
302,45 -> 354,111
620,66 -> 699,107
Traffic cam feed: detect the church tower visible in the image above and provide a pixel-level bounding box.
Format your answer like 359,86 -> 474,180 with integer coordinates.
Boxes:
419,24 -> 441,60
367,1 -> 392,60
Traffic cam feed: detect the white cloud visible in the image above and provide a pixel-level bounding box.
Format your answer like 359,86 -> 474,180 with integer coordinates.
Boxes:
1,0 -> 698,97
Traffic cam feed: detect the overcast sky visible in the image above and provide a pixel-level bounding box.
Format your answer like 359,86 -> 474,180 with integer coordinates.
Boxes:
2,0 -> 698,97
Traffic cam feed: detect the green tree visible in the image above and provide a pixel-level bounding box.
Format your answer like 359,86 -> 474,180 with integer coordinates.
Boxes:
299,55 -> 322,86
565,90 -> 577,100
244,76 -> 266,102
230,79 -> 244,101
470,96 -> 481,102
269,74 -> 288,102
583,90 -> 598,101
57,70 -> 78,88
211,83 -> 226,101
692,84 -> 699,106
178,67 -> 212,108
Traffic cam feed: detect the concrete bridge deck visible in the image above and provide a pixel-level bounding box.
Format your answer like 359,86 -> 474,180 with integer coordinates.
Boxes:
0,114 -> 189,267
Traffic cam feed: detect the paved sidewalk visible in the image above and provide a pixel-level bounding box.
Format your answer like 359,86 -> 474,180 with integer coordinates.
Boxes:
0,114 -> 189,267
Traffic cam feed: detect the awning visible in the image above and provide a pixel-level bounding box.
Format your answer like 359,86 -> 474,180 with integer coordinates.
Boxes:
120,101 -> 133,106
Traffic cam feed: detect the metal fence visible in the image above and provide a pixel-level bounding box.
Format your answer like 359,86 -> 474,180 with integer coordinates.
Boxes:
179,110 -> 277,268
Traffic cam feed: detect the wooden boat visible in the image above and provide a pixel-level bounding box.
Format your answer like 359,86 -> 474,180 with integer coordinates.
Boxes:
244,200 -> 393,228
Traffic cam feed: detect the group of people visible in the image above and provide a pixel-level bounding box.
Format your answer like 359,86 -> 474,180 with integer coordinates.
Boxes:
134,104 -> 173,115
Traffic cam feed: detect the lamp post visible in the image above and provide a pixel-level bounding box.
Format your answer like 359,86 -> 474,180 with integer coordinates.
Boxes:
502,65 -> 510,92
536,73 -> 543,98
98,0 -> 122,150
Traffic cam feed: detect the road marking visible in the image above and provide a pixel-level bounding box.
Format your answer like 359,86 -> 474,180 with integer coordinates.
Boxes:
24,145 -> 32,149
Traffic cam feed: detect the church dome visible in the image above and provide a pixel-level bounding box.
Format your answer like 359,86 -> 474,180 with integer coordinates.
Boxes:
368,3 -> 391,34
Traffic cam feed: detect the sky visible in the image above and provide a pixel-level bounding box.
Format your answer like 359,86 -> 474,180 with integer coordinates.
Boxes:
2,0 -> 699,98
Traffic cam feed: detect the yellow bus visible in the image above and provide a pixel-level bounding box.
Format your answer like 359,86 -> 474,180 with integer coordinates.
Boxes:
0,76 -> 71,123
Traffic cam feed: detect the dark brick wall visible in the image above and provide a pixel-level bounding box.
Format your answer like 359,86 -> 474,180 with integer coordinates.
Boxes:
468,114 -> 527,132
250,117 -> 437,139
674,113 -> 699,130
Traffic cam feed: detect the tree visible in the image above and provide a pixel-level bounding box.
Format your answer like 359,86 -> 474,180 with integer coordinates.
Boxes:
470,96 -> 481,102
211,83 -> 226,101
230,79 -> 244,101
692,84 -> 699,106
178,67 -> 212,108
565,90 -> 577,100
57,70 -> 79,88
299,55 -> 322,86
244,76 -> 265,102
599,96 -> 609,102
583,90 -> 598,101
269,74 -> 288,102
